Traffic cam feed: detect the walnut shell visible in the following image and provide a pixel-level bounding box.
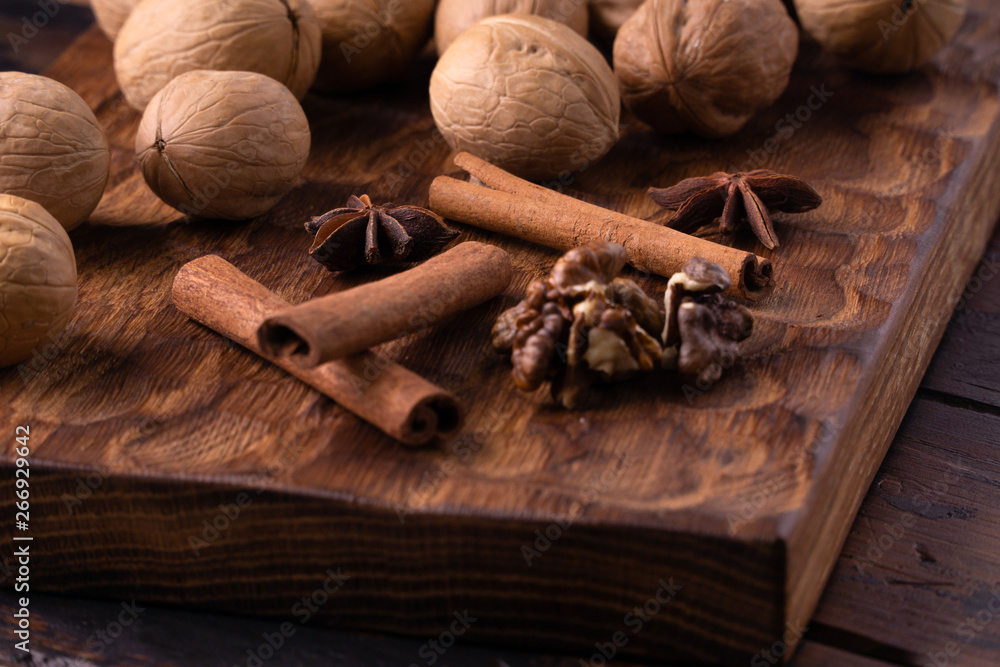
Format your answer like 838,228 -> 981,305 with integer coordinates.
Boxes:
114,0 -> 322,111
91,0 -> 141,40
434,0 -> 589,55
135,70 -> 311,221
0,194 -> 78,368
795,0 -> 967,74
430,15 -> 621,181
588,0 -> 643,43
0,73 -> 110,232
614,0 -> 799,138
311,0 -> 436,92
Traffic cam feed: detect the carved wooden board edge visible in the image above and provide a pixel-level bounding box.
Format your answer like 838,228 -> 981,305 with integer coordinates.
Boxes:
781,89 -> 1000,641
0,462 -> 788,664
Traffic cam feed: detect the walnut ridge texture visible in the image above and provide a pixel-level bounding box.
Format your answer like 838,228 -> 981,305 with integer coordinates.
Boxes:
0,195 -> 78,368
434,0 -> 589,55
613,0 -> 799,137
90,0 -> 141,40
795,0 -> 967,73
311,0 -> 436,92
430,14 -> 621,181
135,71 -> 311,221
114,0 -> 322,110
0,73 -> 110,232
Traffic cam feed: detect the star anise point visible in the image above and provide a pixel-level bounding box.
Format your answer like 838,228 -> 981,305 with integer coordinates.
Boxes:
306,194 -> 459,272
649,169 -> 821,249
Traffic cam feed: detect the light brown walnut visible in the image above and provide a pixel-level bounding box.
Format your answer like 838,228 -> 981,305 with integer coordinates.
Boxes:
430,15 -> 620,181
135,71 -> 311,221
0,73 -> 110,232
795,0 -> 967,74
90,0 -> 141,40
311,0 -> 436,93
613,0 -> 799,138
0,195 -> 78,368
434,0 -> 588,55
114,0 -> 322,111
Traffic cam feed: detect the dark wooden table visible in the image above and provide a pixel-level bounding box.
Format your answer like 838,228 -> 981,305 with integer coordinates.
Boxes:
1,2 -> 998,665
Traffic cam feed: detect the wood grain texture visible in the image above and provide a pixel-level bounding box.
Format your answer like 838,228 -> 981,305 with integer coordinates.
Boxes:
790,642 -> 902,667
0,588 -> 911,667
2,4 -> 1000,665
0,589 -> 654,667
813,398 -> 1000,667
803,226 -> 1000,666
801,218 -> 1000,667
921,228 -> 1000,408
782,14 -> 1000,640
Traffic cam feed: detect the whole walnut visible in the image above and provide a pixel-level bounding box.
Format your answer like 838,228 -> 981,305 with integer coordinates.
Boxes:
430,15 -> 620,181
135,71 -> 311,221
795,0 -> 967,74
114,0 -> 322,110
90,0 -> 141,40
434,0 -> 589,55
589,0 -> 643,43
311,0 -> 436,93
614,0 -> 799,138
0,195 -> 78,368
0,73 -> 110,232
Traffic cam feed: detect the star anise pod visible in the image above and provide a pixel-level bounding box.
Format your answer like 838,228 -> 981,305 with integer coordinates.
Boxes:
306,194 -> 459,272
649,170 -> 822,250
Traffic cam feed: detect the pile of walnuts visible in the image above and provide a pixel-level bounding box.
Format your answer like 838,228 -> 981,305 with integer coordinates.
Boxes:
611,0 -> 967,138
0,0 -> 969,372
429,0 -> 967,173
0,74 -> 103,367
492,243 -> 754,409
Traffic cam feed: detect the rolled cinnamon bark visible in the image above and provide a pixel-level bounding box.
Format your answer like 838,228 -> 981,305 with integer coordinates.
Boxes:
258,241 -> 513,369
431,152 -> 773,299
172,255 -> 465,446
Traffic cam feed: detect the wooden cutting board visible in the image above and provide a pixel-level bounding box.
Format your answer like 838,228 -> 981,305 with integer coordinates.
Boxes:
2,5 -> 1000,664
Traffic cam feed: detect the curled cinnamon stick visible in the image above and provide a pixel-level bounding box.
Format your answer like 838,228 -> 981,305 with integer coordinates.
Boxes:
258,241 -> 513,369
429,152 -> 773,299
172,255 -> 465,446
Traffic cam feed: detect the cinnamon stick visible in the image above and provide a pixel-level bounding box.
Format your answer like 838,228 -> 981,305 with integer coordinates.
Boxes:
429,152 -> 773,299
172,255 -> 465,446
257,241 -> 513,369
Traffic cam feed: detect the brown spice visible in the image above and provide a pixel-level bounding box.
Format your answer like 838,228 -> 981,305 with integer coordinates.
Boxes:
171,255 -> 464,446
428,152 -> 773,299
307,195 -> 459,271
649,170 -> 823,250
258,242 -> 513,369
